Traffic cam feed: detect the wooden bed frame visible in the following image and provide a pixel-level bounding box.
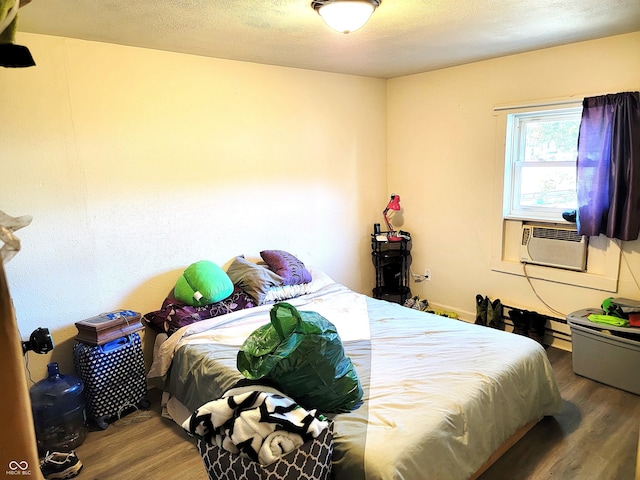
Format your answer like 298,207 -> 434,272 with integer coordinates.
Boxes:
470,418 -> 539,479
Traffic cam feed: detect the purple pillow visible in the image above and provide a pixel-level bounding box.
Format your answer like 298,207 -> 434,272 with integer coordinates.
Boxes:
260,250 -> 312,286
143,286 -> 255,336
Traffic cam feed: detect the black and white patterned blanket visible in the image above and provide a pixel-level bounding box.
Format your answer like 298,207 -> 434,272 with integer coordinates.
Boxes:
183,382 -> 329,465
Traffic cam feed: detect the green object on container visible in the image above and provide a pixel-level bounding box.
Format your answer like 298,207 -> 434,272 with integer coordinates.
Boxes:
237,302 -> 363,413
587,314 -> 630,327
601,297 -> 626,319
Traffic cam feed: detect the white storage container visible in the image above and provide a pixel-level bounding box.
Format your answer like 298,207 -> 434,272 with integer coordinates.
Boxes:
567,308 -> 640,395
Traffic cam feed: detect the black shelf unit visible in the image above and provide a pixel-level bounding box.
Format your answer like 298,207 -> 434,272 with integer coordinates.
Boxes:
371,235 -> 411,305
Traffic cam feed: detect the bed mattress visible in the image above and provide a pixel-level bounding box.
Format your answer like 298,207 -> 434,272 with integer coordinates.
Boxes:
148,282 -> 561,480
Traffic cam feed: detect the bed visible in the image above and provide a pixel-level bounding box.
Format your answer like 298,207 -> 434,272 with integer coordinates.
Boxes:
147,264 -> 562,480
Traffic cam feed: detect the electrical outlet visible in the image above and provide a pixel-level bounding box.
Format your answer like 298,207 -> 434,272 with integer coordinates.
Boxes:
412,269 -> 432,283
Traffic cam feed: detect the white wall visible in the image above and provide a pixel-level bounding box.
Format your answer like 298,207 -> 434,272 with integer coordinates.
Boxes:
4,30 -> 640,381
388,32 -> 640,333
1,33 -> 387,381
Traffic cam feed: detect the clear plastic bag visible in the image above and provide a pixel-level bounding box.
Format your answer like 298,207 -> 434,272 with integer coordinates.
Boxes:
0,211 -> 32,263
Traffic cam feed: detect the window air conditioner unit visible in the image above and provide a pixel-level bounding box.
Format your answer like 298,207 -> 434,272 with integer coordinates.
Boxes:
520,225 -> 588,271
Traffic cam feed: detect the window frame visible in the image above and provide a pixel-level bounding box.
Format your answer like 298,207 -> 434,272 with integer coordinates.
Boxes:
491,99 -> 620,293
503,106 -> 583,222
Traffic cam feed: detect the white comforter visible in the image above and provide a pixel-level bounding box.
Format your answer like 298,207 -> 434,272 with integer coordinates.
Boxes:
148,282 -> 562,480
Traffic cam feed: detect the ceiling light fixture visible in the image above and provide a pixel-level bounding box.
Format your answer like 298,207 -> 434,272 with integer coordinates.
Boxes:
311,0 -> 381,34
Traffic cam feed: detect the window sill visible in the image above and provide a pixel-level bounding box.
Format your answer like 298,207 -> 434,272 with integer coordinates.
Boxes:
490,258 -> 618,292
503,214 -> 571,224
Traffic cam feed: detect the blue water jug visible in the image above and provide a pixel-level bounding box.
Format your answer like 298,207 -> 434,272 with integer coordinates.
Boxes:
30,362 -> 88,454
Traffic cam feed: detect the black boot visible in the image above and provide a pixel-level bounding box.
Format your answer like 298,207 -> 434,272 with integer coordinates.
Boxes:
475,294 -> 488,326
509,308 -> 529,336
487,298 -> 504,330
527,311 -> 547,345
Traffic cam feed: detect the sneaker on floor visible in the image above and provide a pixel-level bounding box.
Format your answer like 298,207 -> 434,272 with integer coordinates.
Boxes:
40,451 -> 83,479
403,296 -> 418,309
417,299 -> 429,311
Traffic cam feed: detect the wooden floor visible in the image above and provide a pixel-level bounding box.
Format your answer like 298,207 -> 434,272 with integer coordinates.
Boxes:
479,347 -> 640,480
73,347 -> 640,479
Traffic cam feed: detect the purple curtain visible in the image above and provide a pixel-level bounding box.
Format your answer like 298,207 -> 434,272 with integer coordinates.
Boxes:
576,92 -> 640,241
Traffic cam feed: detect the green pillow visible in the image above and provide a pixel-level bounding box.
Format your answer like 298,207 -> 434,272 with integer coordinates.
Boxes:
174,260 -> 234,307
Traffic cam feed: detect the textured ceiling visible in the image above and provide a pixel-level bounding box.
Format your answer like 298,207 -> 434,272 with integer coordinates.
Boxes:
15,0 -> 640,79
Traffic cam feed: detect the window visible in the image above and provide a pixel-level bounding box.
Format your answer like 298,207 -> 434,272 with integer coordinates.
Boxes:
492,101 -> 621,292
503,107 -> 582,221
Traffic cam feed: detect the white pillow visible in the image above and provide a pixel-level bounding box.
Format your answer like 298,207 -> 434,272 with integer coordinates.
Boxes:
263,266 -> 335,303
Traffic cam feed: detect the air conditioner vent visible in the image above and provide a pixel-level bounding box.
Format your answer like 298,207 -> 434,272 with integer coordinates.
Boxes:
532,227 -> 583,242
520,225 -> 588,271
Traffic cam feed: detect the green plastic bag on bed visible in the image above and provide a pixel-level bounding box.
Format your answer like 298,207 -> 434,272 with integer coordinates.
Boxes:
237,302 -> 363,413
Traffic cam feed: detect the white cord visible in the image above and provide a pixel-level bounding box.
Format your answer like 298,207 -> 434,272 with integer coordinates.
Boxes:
23,351 -> 37,385
113,403 -> 152,426
522,263 -> 566,318
616,239 -> 640,292
523,240 -> 637,318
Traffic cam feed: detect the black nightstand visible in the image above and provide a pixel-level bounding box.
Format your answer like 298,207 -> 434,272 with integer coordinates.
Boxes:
371,235 -> 411,305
